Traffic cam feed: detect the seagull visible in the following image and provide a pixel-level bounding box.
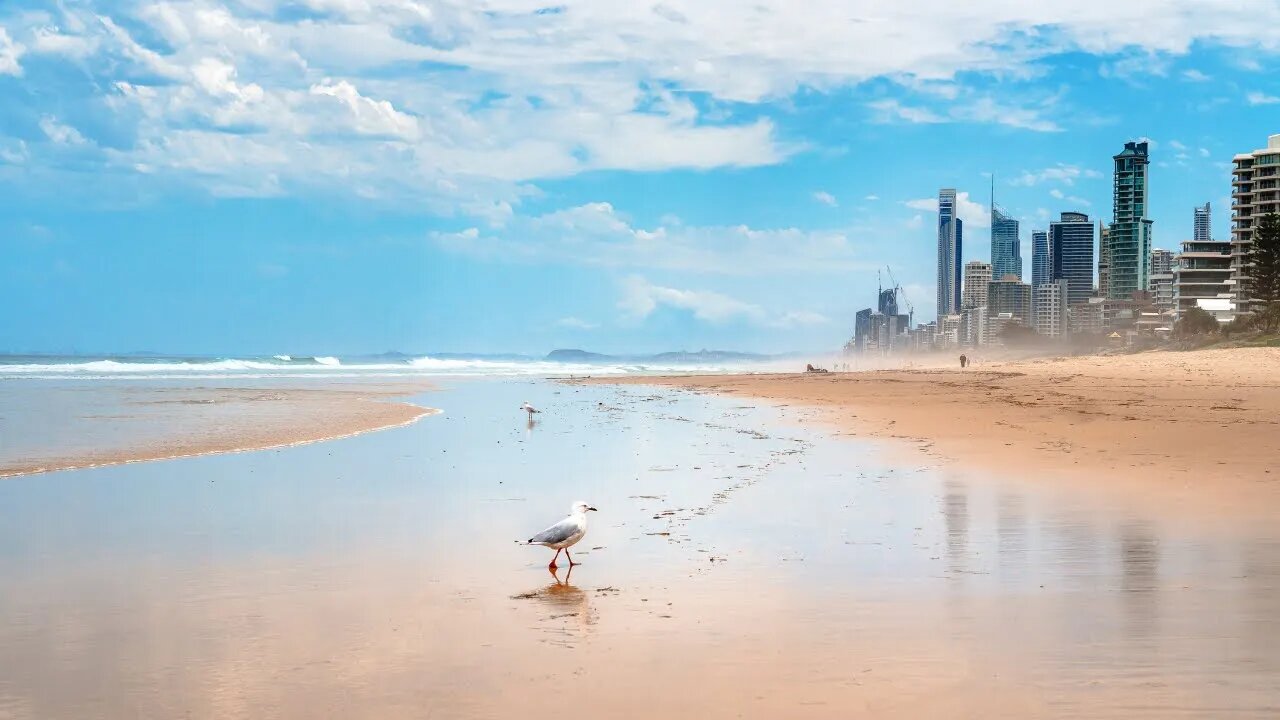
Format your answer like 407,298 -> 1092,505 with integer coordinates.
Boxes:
520,401 -> 541,418
527,501 -> 597,570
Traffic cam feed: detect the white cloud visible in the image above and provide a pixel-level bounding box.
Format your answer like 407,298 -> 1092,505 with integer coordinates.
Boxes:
1049,188 -> 1065,199
1010,164 -> 1103,186
1169,140 -> 1188,151
619,276 -> 828,328
869,95 -> 1059,132
38,115 -> 87,146
5,1 -> 1280,211
1246,91 -> 1280,105
905,214 -> 924,230
431,201 -> 869,275
902,191 -> 989,229
555,317 -> 599,330
813,190 -> 838,207
1181,68 -> 1210,82
0,26 -> 23,76
1199,147 -> 1211,157
864,194 -> 880,201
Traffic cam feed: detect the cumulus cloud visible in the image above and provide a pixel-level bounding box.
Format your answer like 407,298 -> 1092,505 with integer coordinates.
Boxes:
1246,91 -> 1280,105
903,191 -> 990,229
555,317 -> 599,330
1010,164 -> 1103,186
38,115 -> 87,146
0,26 -> 23,76
813,190 -> 838,207
619,276 -> 828,328
1181,68 -> 1210,82
431,201 -> 870,275
3,0 -> 1280,212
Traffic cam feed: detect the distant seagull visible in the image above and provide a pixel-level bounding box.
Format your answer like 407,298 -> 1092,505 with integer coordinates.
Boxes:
521,401 -> 541,418
527,501 -> 597,570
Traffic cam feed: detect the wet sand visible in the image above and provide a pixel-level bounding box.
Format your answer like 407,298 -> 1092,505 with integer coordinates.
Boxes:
1,378 -> 1277,718
595,347 -> 1280,520
0,381 -> 435,478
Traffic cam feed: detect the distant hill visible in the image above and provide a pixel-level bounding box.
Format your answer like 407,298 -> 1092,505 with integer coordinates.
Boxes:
546,349 -> 613,362
546,348 -> 772,364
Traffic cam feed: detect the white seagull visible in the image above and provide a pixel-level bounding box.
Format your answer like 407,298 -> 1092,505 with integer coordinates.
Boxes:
520,401 -> 541,418
527,501 -> 597,569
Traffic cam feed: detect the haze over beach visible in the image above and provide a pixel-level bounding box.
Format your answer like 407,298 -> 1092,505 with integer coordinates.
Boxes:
4,0 -> 1280,718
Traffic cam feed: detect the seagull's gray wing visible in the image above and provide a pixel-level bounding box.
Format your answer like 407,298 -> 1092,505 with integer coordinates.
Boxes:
528,517 -> 579,544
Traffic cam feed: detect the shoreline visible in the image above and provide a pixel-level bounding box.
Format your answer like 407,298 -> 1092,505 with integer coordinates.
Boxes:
585,346 -> 1280,521
0,384 -> 438,479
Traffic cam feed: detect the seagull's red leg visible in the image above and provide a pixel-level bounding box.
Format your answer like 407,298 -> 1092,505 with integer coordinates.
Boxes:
566,549 -> 579,566
548,549 -> 561,570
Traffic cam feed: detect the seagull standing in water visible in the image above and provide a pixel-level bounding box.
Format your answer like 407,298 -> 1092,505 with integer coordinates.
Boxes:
520,401 -> 541,419
527,501 -> 597,570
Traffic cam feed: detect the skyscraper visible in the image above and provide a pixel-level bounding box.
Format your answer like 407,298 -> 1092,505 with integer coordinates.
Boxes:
1097,222 -> 1111,298
1031,230 -> 1051,288
991,205 -> 1022,281
962,261 -> 992,310
1033,279 -> 1068,337
1150,248 -> 1174,277
1108,140 -> 1154,300
1230,134 -> 1280,317
987,274 -> 1032,323
937,188 -> 963,318
1194,202 -> 1212,242
1049,211 -> 1096,307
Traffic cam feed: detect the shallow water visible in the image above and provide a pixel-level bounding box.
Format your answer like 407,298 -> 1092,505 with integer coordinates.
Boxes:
0,378 -> 1276,718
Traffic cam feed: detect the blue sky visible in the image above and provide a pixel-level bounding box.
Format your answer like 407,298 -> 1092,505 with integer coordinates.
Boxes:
2,1 -> 1279,356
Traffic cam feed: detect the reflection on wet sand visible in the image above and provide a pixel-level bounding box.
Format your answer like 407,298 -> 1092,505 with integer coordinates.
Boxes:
512,567 -> 595,646
0,378 -> 1278,718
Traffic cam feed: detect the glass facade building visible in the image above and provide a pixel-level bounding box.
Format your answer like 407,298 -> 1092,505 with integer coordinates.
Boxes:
990,205 -> 1022,281
936,188 -> 963,318
1108,141 -> 1153,300
1049,211 -> 1096,307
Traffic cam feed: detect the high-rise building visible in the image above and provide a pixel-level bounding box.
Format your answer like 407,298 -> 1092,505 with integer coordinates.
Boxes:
1033,279 -> 1068,338
878,288 -> 898,316
1031,230 -> 1051,288
991,205 -> 1022,281
1230,134 -> 1280,317
962,261 -> 992,310
1109,140 -> 1154,300
1194,202 -> 1212,242
937,188 -> 963,319
1098,222 -> 1111,298
1049,211 -> 1096,307
1150,248 -> 1174,277
1175,239 -> 1234,320
987,274 -> 1032,324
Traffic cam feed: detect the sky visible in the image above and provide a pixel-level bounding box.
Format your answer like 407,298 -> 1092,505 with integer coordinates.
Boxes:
2,1 -> 1279,356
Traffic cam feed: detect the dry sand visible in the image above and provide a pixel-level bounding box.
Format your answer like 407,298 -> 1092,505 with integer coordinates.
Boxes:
596,347 -> 1280,520
0,383 -> 435,478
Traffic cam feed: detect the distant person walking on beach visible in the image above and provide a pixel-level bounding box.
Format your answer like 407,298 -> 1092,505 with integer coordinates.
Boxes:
959,354 -> 968,369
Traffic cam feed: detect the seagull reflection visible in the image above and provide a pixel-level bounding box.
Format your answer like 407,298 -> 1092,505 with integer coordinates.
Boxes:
514,566 -> 595,645
525,416 -> 538,435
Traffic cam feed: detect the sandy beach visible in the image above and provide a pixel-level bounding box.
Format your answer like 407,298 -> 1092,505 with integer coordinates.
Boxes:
594,347 -> 1280,520
0,381 -> 435,478
1,373 -> 1278,718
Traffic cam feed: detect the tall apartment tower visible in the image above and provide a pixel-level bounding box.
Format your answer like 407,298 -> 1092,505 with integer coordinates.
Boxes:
1194,202 -> 1212,242
1098,222 -> 1111,298
1230,134 -> 1280,316
1150,248 -> 1175,277
1049,211 -> 1096,307
962,261 -> 993,309
937,188 -> 964,318
1108,141 -> 1154,300
991,205 -> 1023,281
1031,231 -> 1051,288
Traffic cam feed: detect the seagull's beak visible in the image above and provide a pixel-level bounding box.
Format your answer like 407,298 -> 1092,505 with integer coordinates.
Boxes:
588,507 -> 598,512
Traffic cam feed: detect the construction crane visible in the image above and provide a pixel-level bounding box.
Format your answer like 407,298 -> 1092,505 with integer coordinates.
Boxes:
885,265 -> 914,328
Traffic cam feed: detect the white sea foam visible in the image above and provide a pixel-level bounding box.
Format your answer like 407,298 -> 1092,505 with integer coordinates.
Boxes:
0,355 -> 752,380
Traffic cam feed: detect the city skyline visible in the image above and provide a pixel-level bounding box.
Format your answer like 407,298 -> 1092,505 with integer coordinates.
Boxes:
2,3 -> 1280,354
